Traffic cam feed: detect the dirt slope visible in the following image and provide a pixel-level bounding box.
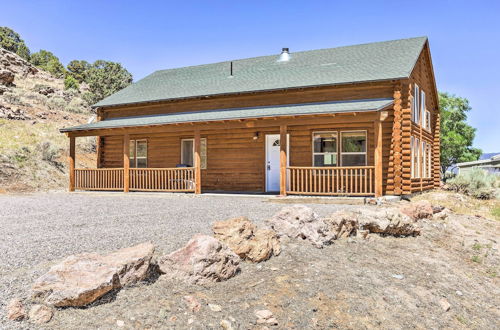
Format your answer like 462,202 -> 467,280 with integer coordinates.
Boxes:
0,48 -> 95,192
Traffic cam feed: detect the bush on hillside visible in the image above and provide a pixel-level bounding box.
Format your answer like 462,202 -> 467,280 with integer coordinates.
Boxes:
447,168 -> 499,199
30,50 -> 66,78
64,75 -> 79,90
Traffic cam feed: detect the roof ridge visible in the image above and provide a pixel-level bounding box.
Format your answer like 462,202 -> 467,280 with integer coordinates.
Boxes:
150,36 -> 428,75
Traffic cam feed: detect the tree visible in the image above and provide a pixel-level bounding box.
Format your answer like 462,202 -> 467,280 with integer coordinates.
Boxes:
0,26 -> 30,60
66,60 -> 91,83
30,49 -> 66,78
439,92 -> 482,175
84,60 -> 132,105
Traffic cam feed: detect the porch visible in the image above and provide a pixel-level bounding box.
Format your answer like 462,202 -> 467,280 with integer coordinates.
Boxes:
64,99 -> 391,197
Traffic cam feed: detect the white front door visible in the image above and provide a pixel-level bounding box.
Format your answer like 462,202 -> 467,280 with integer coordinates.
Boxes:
265,134 -> 289,192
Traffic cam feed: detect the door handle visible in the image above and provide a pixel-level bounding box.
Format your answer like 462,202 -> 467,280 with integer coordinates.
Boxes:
267,165 -> 271,170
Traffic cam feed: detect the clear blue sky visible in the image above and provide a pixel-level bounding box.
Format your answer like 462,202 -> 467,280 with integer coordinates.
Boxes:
2,0 -> 499,152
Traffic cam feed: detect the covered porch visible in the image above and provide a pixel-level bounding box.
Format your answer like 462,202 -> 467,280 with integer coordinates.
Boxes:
63,99 -> 392,197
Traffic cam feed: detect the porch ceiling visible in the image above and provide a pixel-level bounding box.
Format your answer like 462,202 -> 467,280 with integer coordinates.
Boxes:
60,98 -> 393,133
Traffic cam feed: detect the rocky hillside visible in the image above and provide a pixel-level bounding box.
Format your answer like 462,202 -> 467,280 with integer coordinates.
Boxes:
0,48 -> 95,192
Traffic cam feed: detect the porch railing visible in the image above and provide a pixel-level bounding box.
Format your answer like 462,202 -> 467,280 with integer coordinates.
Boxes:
75,168 -> 124,191
129,168 -> 195,192
287,166 -> 375,196
74,167 -> 195,192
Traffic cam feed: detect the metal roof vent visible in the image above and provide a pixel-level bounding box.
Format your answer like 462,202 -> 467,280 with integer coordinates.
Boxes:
278,48 -> 290,62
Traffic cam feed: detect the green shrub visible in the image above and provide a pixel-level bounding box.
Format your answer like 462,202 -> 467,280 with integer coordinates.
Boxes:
448,168 -> 499,199
64,75 -> 79,90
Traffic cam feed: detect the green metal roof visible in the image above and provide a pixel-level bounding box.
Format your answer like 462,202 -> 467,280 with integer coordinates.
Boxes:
61,98 -> 393,132
94,37 -> 427,108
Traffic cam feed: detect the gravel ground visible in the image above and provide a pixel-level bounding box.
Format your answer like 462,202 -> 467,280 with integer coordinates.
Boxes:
0,191 -> 354,328
1,192 -> 499,329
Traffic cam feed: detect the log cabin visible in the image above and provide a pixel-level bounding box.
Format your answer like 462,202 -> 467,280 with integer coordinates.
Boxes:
60,36 -> 439,197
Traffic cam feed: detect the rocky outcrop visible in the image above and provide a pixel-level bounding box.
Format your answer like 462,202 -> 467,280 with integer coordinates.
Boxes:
400,200 -> 434,220
213,217 -> 281,262
32,242 -> 155,307
6,298 -> 27,321
266,205 -> 335,248
158,234 -> 240,285
0,105 -> 31,120
0,47 -> 38,78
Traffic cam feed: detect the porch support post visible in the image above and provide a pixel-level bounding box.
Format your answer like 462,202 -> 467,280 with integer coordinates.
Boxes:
374,116 -> 383,197
123,134 -> 130,192
69,135 -> 75,192
280,124 -> 287,196
194,129 -> 201,194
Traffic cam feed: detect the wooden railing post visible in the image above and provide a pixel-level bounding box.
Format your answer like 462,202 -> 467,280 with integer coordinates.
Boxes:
280,124 -> 287,196
194,130 -> 201,194
69,135 -> 75,192
374,117 -> 383,197
123,134 -> 130,192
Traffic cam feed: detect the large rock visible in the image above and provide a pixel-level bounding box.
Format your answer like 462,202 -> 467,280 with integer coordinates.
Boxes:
0,69 -> 14,86
101,242 -> 155,286
326,208 -> 421,238
400,200 -> 434,220
32,242 -> 154,307
213,217 -> 281,262
266,205 -> 335,248
6,298 -> 27,321
158,234 -> 240,285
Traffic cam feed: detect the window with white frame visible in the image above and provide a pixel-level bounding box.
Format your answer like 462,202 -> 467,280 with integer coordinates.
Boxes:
340,131 -> 367,166
427,143 -> 432,178
421,141 -> 426,178
412,84 -> 420,123
312,132 -> 338,166
129,139 -> 147,168
411,136 -> 421,178
181,138 -> 207,169
424,110 -> 431,131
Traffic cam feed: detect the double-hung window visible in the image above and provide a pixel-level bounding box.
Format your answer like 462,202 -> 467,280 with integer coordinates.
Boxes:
424,110 -> 431,131
412,84 -> 420,124
312,132 -> 338,166
129,139 -> 147,168
411,136 -> 420,178
426,143 -> 432,178
181,138 -> 207,169
340,131 -> 367,166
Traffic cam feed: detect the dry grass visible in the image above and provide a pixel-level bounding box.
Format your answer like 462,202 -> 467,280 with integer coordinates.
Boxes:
412,190 -> 500,221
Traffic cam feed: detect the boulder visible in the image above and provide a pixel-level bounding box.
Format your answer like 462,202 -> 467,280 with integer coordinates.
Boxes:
28,305 -> 53,324
6,298 -> 27,321
400,200 -> 434,220
0,69 -> 14,86
357,208 -> 421,237
213,217 -> 281,262
326,208 -> 421,238
101,242 -> 155,286
32,242 -> 155,307
158,234 -> 240,285
266,205 -> 335,248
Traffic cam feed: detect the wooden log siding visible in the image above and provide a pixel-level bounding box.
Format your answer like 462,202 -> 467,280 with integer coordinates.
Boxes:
287,166 -> 375,196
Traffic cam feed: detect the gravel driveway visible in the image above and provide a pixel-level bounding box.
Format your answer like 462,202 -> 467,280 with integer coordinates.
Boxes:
0,191 -> 349,325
